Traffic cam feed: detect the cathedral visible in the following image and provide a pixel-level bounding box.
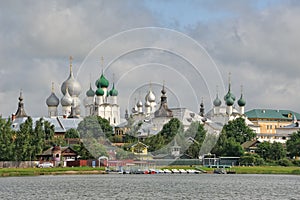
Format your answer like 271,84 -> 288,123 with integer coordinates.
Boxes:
45,57 -> 120,126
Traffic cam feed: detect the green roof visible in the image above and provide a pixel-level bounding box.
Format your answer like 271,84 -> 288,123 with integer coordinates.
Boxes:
245,109 -> 300,120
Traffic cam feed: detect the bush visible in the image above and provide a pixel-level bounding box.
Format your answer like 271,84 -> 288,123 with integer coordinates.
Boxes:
292,160 -> 300,167
277,158 -> 293,167
240,153 -> 264,166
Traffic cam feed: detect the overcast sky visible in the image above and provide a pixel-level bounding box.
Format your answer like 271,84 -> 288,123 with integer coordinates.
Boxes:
1,0 -> 300,118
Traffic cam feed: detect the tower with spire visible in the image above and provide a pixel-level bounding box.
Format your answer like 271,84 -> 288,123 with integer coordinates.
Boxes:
154,83 -> 173,118
15,90 -> 28,118
60,56 -> 82,118
224,72 -> 235,116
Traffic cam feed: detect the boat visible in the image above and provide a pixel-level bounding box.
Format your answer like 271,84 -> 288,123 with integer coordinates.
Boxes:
213,168 -> 226,174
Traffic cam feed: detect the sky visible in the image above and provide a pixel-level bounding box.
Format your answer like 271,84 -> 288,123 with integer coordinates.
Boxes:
1,0 -> 300,118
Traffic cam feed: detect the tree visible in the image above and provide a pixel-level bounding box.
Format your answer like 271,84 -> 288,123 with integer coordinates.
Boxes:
65,128 -> 80,138
269,142 -> 286,161
256,142 -> 271,160
222,117 -> 256,144
184,122 -> 206,158
32,118 -> 46,160
44,120 -> 55,141
257,141 -> 286,161
287,130 -> 300,159
211,118 -> 253,157
240,153 -> 264,166
144,118 -> 183,152
77,116 -> 111,158
14,117 -> 33,161
0,117 -> 15,161
72,143 -> 95,160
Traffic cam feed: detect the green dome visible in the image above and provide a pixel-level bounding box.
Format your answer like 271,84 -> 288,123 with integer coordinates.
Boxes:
86,84 -> 95,97
213,95 -> 222,107
238,94 -> 246,107
95,87 -> 104,96
95,74 -> 109,88
224,91 -> 236,102
226,96 -> 234,106
109,83 -> 118,96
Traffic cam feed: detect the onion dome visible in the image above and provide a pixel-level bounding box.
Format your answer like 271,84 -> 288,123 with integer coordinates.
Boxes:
109,83 -> 118,96
95,73 -> 109,88
226,96 -> 234,106
95,87 -> 104,96
137,100 -> 143,107
86,83 -> 95,97
213,94 -> 222,107
145,100 -> 150,107
224,89 -> 235,102
61,88 -> 73,106
46,93 -> 59,107
145,90 -> 155,102
61,57 -> 82,96
46,83 -> 59,107
238,94 -> 246,107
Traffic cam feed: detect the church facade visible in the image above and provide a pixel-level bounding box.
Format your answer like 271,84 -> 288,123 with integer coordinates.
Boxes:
45,57 -> 120,126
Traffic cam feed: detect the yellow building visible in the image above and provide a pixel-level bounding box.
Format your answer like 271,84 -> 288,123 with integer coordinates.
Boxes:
129,142 -> 152,160
245,109 -> 299,133
245,109 -> 300,142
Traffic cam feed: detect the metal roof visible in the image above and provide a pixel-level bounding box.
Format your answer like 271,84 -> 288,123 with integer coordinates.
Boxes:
245,109 -> 300,120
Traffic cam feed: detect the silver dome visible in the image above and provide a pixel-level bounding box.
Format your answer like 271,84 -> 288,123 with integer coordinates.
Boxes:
137,100 -> 143,107
145,90 -> 155,102
144,100 -> 150,107
46,92 -> 59,107
61,89 -> 73,106
61,73 -> 82,97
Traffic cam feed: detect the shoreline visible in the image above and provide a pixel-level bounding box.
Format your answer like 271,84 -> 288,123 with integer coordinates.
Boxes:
0,166 -> 300,177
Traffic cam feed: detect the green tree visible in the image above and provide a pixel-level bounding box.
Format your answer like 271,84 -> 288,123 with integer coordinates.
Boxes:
72,143 -> 95,160
223,137 -> 244,156
0,117 -> 15,161
269,142 -> 286,161
222,117 -> 256,144
212,118 -> 254,157
287,130 -> 300,159
77,116 -> 111,158
240,153 -> 264,166
145,118 -> 183,152
184,122 -> 206,158
14,117 -> 33,161
65,128 -> 80,138
44,120 -> 55,141
256,142 -> 271,160
31,118 -> 46,160
257,141 -> 286,161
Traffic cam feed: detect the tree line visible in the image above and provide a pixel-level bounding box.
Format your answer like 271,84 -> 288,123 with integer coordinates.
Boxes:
0,117 -> 55,161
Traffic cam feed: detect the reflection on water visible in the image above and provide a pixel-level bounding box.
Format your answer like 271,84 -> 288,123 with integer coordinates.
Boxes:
0,174 -> 300,200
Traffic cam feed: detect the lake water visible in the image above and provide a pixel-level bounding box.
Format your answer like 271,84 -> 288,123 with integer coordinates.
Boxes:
0,174 -> 299,199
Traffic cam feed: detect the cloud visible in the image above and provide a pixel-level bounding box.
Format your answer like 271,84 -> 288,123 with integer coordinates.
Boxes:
1,1 -> 300,118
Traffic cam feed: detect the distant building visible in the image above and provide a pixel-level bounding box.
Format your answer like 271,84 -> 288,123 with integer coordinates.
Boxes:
245,109 -> 300,143
37,145 -> 78,167
45,56 -> 121,126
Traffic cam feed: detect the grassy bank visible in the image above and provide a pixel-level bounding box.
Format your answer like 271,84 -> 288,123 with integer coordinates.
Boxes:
162,165 -> 300,175
0,167 -> 106,177
1,166 -> 300,177
231,166 -> 300,175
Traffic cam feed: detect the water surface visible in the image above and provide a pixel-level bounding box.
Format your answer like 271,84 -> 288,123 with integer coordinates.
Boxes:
0,174 -> 299,199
